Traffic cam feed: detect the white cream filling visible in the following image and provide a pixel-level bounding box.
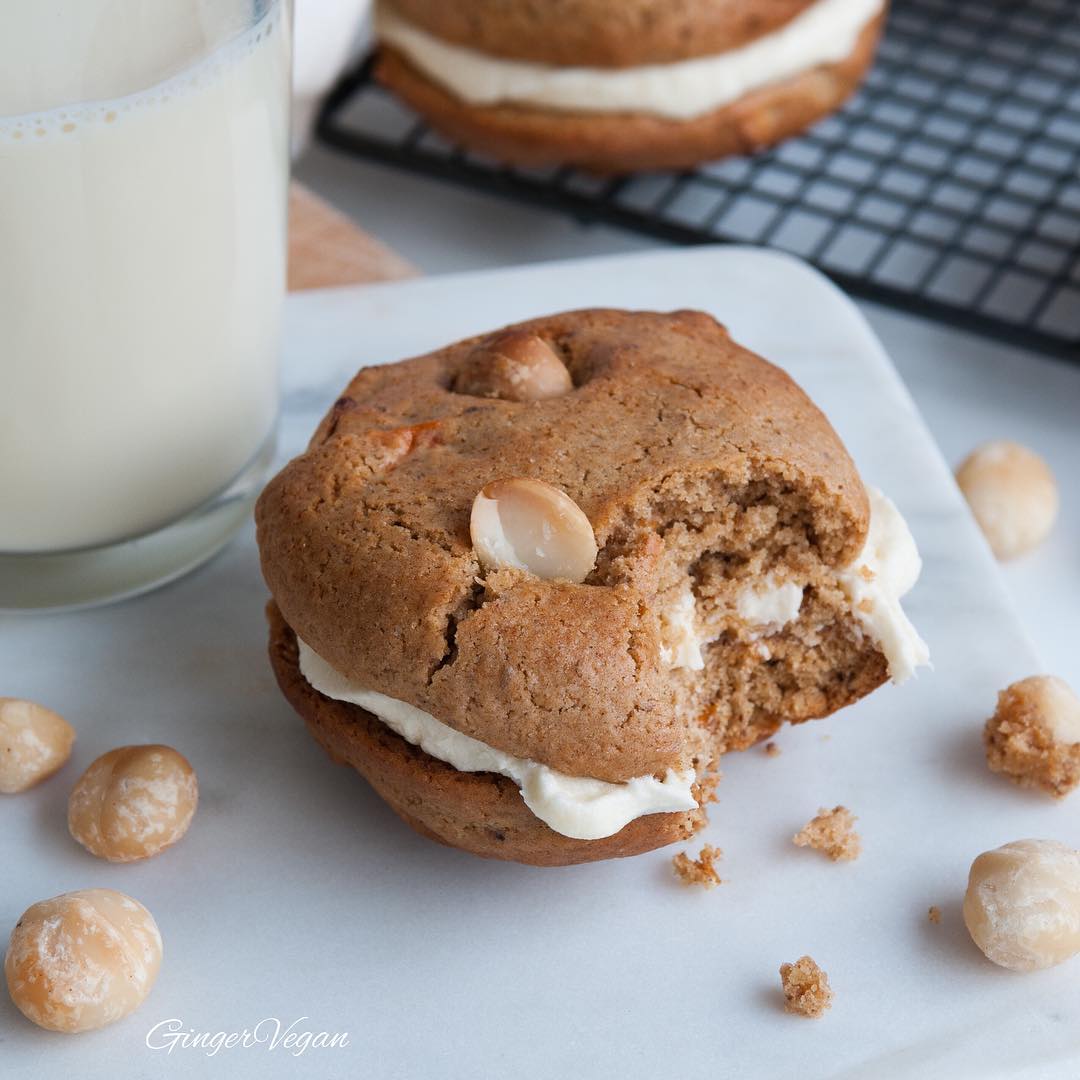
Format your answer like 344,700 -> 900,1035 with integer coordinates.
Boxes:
660,578 -> 804,671
658,586 -> 706,671
837,487 -> 930,684
297,639 -> 697,841
737,578 -> 805,629
377,0 -> 884,121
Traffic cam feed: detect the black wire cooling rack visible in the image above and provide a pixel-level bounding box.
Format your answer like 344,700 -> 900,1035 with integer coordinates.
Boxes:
316,0 -> 1080,361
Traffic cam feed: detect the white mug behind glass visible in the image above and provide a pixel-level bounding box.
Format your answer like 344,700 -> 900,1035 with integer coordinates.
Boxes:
0,0 -> 291,609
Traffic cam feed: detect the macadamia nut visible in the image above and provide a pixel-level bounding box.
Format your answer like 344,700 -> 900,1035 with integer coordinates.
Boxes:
68,744 -> 198,862
963,839 -> 1080,971
985,675 -> 1080,797
5,889 -> 162,1032
955,441 -> 1058,559
0,697 -> 75,794
470,477 -> 598,582
454,330 -> 573,402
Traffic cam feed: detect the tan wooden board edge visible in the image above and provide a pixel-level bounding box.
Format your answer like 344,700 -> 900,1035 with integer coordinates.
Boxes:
288,181 -> 418,291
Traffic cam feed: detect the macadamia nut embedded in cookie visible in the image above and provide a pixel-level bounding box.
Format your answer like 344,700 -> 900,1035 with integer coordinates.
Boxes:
454,330 -> 573,402
963,839 -> 1080,971
68,744 -> 198,862
470,477 -> 597,581
5,889 -> 162,1032
955,441 -> 1058,559
0,697 -> 75,794
985,675 -> 1080,798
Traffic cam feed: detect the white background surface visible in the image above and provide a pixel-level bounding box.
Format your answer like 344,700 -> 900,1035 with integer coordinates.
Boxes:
296,146 -> 1080,694
3,248 -> 1078,1079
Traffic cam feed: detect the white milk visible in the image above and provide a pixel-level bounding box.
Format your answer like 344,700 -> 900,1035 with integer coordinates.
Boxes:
0,1 -> 290,552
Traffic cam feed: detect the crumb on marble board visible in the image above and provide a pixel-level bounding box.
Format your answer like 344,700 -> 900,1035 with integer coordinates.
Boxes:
793,806 -> 861,862
672,845 -> 723,889
779,955 -> 833,1018
928,906 -> 942,924
984,676 -> 1080,798
764,741 -> 781,757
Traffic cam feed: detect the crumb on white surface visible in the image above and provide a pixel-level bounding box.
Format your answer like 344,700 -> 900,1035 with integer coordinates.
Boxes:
793,806 -> 861,862
779,955 -> 832,1018
672,844 -> 722,889
984,675 -> 1080,798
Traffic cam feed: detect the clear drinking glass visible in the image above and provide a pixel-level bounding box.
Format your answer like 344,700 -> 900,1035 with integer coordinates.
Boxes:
0,0 -> 292,609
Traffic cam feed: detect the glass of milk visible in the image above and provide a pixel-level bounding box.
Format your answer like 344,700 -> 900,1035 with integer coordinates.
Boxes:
0,0 -> 291,609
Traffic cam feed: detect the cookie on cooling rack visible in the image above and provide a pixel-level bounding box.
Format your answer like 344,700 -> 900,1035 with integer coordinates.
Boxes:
372,0 -> 889,173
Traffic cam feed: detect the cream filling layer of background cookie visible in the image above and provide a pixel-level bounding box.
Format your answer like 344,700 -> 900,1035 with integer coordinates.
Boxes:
297,640 -> 698,841
377,0 -> 884,121
659,487 -> 928,684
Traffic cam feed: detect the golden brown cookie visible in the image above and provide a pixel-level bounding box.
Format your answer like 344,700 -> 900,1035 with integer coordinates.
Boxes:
256,308 -> 903,865
386,0 -> 821,68
373,4 -> 886,173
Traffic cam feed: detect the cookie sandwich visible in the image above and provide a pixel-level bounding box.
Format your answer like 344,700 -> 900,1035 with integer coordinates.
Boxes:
374,0 -> 888,172
257,309 -> 928,866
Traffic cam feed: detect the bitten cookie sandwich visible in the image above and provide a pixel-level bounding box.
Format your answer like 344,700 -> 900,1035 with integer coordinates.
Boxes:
373,0 -> 888,172
256,309 -> 927,866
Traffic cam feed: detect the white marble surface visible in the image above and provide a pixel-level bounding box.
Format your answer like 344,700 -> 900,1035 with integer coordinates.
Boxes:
296,145 -> 1080,691
3,248 -> 1077,1080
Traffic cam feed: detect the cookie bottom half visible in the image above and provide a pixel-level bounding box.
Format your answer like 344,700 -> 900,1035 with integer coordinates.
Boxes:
374,14 -> 884,174
268,602 -> 707,866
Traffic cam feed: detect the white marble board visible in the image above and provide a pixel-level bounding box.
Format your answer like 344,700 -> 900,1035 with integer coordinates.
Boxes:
2,247 -> 1075,1080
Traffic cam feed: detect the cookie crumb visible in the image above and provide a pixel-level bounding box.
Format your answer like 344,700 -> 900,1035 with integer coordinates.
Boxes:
697,769 -> 722,806
793,806 -> 861,862
984,676 -> 1080,798
779,956 -> 832,1018
672,844 -> 723,889
764,742 -> 781,757
928,905 -> 942,924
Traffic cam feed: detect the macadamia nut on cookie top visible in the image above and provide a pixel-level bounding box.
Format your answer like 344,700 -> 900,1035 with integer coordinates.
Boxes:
256,308 -> 928,865
373,0 -> 889,171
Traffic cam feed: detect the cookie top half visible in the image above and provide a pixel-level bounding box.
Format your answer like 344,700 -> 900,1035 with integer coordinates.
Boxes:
384,0 -> 820,68
256,309 -> 867,783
